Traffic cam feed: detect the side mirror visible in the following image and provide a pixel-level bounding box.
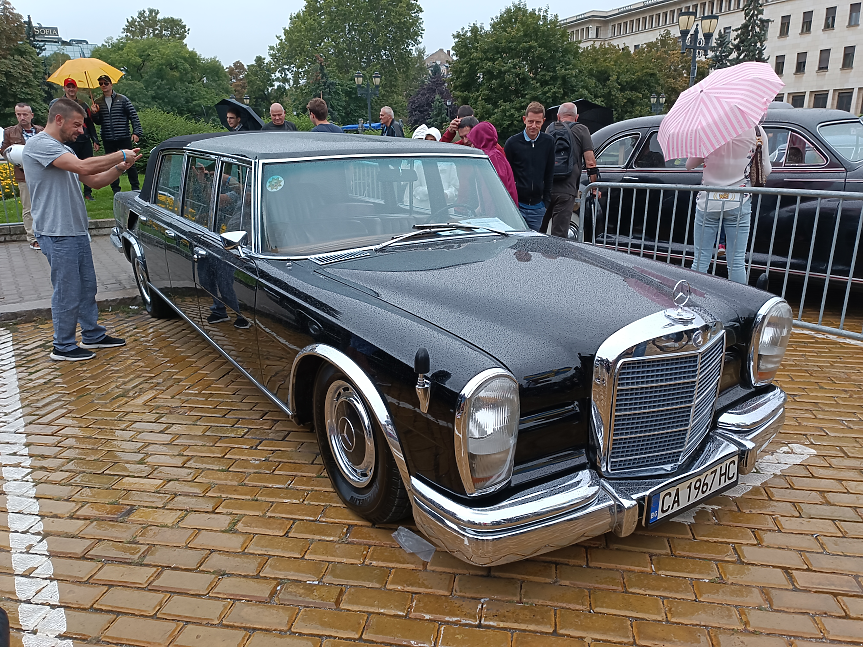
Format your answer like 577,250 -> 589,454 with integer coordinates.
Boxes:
221,231 -> 248,257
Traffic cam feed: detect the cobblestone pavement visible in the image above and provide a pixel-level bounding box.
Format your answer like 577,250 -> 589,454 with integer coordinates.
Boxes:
1,312 -> 862,647
0,237 -> 136,317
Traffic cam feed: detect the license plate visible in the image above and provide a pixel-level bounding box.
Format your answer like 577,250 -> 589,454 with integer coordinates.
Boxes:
648,456 -> 738,524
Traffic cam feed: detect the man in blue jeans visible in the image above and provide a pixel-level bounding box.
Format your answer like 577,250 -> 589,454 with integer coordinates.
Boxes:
504,102 -> 555,231
23,99 -> 141,361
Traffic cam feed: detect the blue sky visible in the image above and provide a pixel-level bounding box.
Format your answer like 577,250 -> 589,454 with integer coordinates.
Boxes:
26,1 -> 605,65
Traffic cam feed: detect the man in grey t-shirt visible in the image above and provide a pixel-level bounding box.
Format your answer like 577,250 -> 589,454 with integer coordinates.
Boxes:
23,98 -> 141,361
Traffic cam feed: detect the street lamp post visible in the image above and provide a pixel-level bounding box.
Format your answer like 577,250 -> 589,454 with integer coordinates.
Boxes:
355,71 -> 381,129
650,93 -> 666,115
446,98 -> 453,120
678,11 -> 719,87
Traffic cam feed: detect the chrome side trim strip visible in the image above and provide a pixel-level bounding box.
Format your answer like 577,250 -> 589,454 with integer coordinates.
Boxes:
289,344 -> 410,487
147,283 -> 294,420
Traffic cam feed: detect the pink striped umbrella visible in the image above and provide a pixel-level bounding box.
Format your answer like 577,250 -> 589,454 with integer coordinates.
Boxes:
657,62 -> 784,160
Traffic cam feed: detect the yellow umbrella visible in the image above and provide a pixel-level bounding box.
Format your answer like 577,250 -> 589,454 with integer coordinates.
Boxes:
47,58 -> 124,103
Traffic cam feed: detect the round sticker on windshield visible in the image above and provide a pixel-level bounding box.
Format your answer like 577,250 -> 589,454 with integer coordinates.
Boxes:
266,176 -> 284,192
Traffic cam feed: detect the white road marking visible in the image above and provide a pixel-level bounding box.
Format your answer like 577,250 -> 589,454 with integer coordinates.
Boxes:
671,443 -> 817,524
0,330 -> 71,646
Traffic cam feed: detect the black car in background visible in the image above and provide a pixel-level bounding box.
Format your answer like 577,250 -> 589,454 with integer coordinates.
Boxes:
111,132 -> 792,566
582,109 -> 863,282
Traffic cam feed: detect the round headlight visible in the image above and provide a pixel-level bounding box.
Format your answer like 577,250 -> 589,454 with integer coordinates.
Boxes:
749,297 -> 793,386
454,369 -> 520,495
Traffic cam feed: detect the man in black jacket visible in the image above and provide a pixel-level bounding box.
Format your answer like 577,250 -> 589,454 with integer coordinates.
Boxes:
91,75 -> 143,193
504,102 -> 555,231
52,78 -> 101,200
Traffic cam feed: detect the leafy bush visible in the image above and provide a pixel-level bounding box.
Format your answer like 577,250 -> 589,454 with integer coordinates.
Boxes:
136,108 -> 223,168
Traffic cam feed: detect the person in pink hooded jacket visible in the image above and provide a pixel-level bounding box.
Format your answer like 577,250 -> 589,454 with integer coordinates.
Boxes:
468,122 -> 518,204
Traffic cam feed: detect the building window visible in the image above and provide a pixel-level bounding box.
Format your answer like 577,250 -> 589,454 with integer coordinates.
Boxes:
812,92 -> 829,108
790,94 -> 806,108
596,27 -> 602,38
779,15 -> 790,36
630,20 -> 634,32
775,93 -> 784,102
818,49 -> 831,70
634,44 -> 641,51
701,2 -> 706,16
843,45 -> 856,67
825,7 -> 837,28
836,90 -> 853,111
709,1 -> 714,12
736,0 -> 741,9
775,55 -> 785,75
850,3 -> 861,25
802,11 -> 813,32
796,52 -> 807,73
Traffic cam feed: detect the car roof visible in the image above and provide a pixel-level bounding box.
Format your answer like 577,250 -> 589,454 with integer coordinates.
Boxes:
156,131 -> 486,160
593,108 -> 861,142
139,131 -> 486,204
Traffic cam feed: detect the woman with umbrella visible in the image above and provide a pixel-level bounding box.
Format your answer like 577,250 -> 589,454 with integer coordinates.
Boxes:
659,62 -> 782,284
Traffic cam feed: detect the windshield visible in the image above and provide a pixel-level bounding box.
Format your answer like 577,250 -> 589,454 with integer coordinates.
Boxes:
817,121 -> 863,163
260,156 -> 527,255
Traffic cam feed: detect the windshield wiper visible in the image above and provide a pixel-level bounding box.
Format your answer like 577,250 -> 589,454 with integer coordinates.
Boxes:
374,223 -> 511,252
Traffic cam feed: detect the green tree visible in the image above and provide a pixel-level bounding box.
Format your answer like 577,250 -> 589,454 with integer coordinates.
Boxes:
246,56 -> 276,113
449,2 -> 584,138
122,8 -> 189,41
91,36 -> 231,120
269,0 -> 425,122
43,51 -> 71,74
732,0 -> 768,62
226,60 -> 247,98
0,0 -> 46,124
710,29 -> 734,69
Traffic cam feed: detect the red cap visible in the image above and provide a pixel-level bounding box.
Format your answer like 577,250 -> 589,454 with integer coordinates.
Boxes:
64,78 -> 77,87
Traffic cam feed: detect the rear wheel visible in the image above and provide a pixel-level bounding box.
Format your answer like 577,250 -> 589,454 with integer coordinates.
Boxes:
313,363 -> 410,524
132,249 -> 174,319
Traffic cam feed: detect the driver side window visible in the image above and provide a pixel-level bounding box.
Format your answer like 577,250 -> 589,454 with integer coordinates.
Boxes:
634,132 -> 687,169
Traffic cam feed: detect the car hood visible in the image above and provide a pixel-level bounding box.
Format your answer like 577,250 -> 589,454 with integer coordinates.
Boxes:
321,234 -> 761,394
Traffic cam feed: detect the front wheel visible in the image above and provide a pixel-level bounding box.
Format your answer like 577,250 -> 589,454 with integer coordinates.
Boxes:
132,249 -> 174,319
313,364 -> 410,524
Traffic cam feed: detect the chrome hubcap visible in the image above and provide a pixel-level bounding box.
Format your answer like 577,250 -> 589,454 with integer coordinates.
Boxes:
325,380 -> 375,487
134,260 -> 152,306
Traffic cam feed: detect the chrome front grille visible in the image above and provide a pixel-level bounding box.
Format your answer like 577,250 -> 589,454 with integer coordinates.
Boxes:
608,333 -> 725,473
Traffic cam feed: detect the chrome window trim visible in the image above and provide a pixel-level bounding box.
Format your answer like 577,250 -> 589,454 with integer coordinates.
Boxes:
816,119 -> 863,165
259,151 -> 487,165
763,125 -> 831,169
182,152 -> 220,231
213,158 -> 254,250
595,131 -> 643,168
591,310 -> 726,477
454,368 -> 520,497
747,296 -> 790,387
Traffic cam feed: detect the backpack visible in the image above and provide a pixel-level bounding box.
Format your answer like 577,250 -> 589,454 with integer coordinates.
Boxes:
548,121 -> 577,179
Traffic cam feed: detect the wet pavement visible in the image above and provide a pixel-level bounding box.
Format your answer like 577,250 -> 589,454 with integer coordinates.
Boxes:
0,312 -> 861,647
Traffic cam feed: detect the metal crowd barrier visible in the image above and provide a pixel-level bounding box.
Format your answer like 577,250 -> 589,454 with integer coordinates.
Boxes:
0,160 -> 22,224
577,181 -> 863,341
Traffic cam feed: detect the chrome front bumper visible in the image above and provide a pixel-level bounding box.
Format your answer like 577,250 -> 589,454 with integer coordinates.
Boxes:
411,387 -> 786,566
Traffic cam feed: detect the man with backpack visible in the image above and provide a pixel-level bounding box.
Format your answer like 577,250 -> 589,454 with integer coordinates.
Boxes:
542,102 -> 598,237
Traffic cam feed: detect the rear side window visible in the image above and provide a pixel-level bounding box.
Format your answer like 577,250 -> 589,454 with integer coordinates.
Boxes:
182,156 -> 217,227
633,132 -> 688,169
214,162 -> 252,243
596,134 -> 640,167
764,128 -> 827,166
154,154 -> 184,214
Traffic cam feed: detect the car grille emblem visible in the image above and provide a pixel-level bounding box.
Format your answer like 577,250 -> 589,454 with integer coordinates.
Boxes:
665,280 -> 696,323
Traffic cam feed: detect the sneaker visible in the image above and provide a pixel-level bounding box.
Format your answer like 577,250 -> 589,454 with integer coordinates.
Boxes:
29,241 -> 40,250
84,195 -> 95,201
207,313 -> 231,324
50,346 -> 95,361
80,335 -> 126,349
717,244 -> 726,257
234,316 -> 251,329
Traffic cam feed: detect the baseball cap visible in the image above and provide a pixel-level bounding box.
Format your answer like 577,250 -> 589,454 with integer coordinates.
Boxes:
64,78 -> 77,87
97,74 -> 112,84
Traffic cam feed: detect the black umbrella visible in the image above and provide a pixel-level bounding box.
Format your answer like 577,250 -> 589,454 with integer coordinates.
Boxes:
544,99 -> 614,134
215,98 -> 265,131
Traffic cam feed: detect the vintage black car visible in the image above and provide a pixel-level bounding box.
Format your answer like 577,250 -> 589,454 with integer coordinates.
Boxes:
582,109 -> 863,281
112,132 -> 792,566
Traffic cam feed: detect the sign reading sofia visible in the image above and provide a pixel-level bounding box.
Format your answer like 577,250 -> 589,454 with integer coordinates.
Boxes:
33,26 -> 60,41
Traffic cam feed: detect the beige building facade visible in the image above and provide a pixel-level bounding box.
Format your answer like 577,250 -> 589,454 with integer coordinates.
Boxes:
561,0 -> 862,115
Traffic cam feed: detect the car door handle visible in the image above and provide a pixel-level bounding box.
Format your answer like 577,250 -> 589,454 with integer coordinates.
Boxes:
138,214 -> 148,223
165,230 -> 176,239
623,176 -> 640,181
192,247 -> 207,261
